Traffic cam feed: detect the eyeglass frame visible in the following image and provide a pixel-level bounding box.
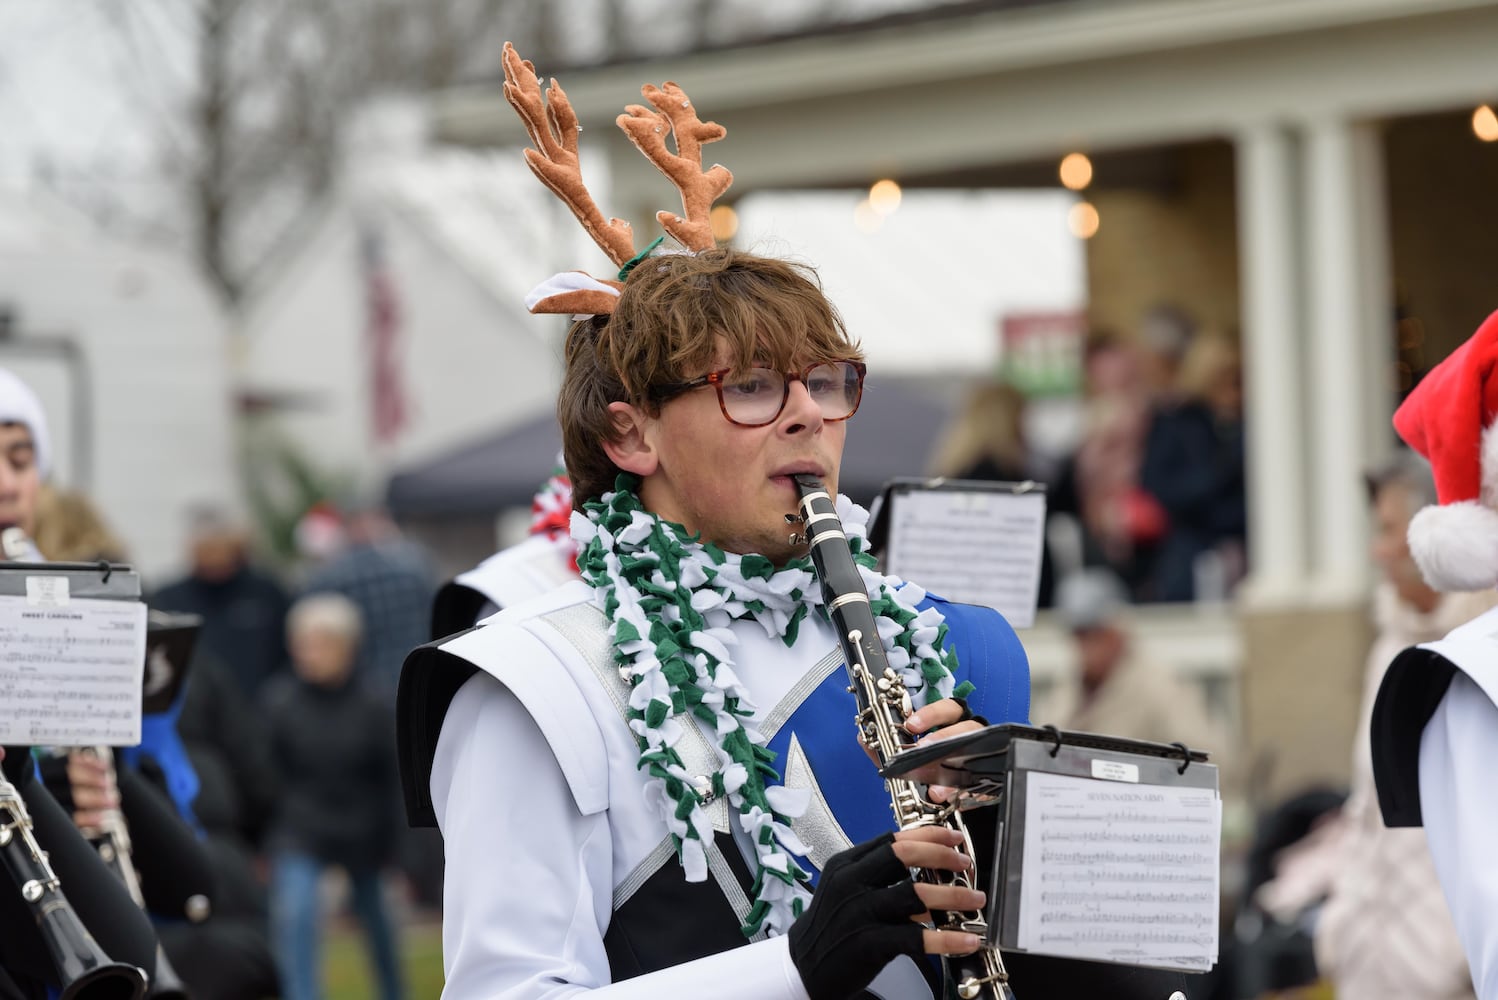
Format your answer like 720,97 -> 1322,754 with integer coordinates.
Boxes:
650,360 -> 868,428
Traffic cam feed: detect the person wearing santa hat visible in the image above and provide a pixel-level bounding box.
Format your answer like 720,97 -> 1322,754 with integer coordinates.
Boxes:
0,367 -> 51,547
1372,309 -> 1498,999
0,366 -> 187,999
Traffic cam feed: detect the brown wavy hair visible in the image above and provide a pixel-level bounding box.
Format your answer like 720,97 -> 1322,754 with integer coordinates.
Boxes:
559,247 -> 863,505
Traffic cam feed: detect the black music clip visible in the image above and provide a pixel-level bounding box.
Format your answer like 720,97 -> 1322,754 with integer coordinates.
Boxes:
1169,741 -> 1193,775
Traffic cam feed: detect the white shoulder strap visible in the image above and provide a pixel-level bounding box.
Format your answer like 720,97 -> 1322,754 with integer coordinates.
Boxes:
538,602 -> 731,835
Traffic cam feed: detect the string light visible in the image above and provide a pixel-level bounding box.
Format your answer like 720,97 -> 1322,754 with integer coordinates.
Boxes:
1068,201 -> 1100,239
1059,152 -> 1093,191
1473,105 -> 1498,142
868,179 -> 902,215
709,204 -> 739,242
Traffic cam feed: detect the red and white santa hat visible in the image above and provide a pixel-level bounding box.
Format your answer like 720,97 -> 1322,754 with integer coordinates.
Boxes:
1394,309 -> 1498,592
0,367 -> 51,479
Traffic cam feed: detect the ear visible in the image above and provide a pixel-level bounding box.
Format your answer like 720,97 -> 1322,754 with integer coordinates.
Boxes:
601,401 -> 659,477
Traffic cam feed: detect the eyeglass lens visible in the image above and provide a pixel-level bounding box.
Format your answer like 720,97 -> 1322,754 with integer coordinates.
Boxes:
720,362 -> 862,425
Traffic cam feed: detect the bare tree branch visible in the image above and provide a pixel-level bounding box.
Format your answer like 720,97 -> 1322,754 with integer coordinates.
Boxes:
85,0 -> 871,308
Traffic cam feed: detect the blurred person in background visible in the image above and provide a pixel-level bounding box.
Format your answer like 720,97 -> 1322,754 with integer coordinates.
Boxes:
1369,311 -> 1498,1000
154,504 -> 291,699
1032,567 -> 1218,752
1138,302 -> 1199,401
264,593 -> 404,1000
1311,449 -> 1491,1000
21,442 -> 273,998
926,380 -> 1054,606
0,367 -> 212,999
926,380 -> 1034,484
302,494 -> 435,707
1047,333 -> 1166,599
303,493 -> 439,912
1139,333 -> 1247,602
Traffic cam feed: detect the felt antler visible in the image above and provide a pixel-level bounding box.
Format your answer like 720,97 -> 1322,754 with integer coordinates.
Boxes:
502,41 -> 634,315
502,44 -> 735,316
617,82 -> 734,252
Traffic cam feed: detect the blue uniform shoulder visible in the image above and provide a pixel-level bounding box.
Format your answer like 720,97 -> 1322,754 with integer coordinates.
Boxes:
919,595 -> 1031,727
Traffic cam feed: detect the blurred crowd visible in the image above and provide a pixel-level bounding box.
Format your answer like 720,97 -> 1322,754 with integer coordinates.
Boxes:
923,302 -> 1489,999
928,303 -> 1247,608
31,481 -> 439,1000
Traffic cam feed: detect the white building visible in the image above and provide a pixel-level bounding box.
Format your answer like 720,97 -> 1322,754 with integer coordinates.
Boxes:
235,101 -> 577,497
0,185 -> 237,584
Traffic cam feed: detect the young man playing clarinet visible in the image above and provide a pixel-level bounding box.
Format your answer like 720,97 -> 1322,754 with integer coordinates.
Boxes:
398,43 -> 1198,1000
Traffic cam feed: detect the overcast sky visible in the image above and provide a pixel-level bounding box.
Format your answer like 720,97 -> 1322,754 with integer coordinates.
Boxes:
1,4 -> 149,178
0,0 -> 938,178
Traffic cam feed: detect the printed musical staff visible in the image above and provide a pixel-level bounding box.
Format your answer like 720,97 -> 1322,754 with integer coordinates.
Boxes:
1017,769 -> 1220,971
0,595 -> 146,745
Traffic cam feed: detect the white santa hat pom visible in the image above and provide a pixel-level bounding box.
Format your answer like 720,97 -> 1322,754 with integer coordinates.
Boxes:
1407,500 -> 1498,592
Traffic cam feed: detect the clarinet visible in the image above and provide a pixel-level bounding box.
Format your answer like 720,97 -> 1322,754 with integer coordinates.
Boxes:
72,746 -> 195,1000
790,475 -> 1016,1000
0,770 -> 149,1000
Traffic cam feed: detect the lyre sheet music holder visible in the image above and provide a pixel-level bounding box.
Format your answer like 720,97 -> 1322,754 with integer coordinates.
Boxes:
866,477 -> 1047,628
142,610 -> 201,716
885,724 -> 1221,973
0,560 -> 148,746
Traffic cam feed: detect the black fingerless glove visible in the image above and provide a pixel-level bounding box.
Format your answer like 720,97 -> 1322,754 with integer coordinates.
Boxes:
950,697 -> 988,727
788,832 -> 926,1000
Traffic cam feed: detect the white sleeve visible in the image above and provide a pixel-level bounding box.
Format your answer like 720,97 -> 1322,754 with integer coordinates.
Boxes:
432,671 -> 811,1000
1418,671 -> 1498,999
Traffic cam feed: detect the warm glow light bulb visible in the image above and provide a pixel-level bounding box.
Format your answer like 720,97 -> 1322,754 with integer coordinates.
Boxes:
709,204 -> 739,242
1474,105 -> 1498,142
1059,152 -> 1093,191
1068,201 -> 1100,239
868,179 -> 902,215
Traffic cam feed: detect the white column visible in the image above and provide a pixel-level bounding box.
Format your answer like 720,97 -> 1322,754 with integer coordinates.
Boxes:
1351,123 -> 1397,472
1235,124 -> 1308,603
1303,116 -> 1381,601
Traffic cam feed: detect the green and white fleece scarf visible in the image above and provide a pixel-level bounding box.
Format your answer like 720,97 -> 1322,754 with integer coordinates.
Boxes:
572,475 -> 975,938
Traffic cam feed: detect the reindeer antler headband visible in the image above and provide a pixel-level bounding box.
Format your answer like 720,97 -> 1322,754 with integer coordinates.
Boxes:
501,41 -> 734,317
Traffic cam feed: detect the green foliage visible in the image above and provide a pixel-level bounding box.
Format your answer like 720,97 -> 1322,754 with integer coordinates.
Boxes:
239,414 -> 355,566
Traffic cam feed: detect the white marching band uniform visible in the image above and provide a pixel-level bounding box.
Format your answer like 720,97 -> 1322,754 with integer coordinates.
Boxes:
1373,604 -> 1498,999
400,580 -> 1030,999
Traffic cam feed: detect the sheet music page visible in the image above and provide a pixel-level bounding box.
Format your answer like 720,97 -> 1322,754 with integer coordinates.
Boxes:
1017,769 -> 1220,971
0,595 -> 147,745
884,487 -> 1046,627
